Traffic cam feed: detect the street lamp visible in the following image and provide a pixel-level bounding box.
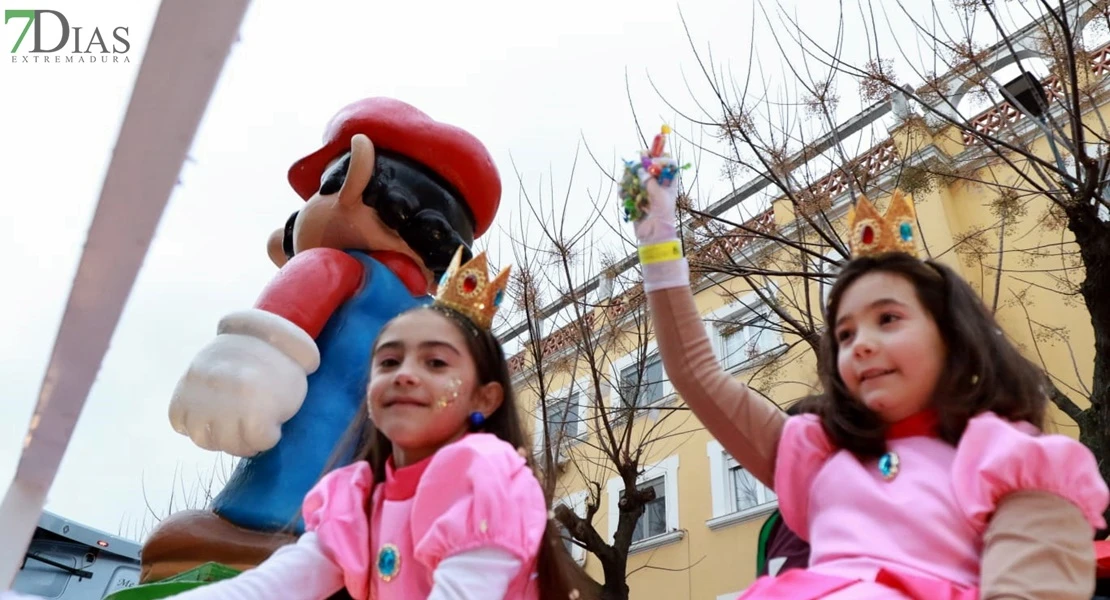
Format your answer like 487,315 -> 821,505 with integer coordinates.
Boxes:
1000,70 -> 1071,188
1001,71 -> 1050,118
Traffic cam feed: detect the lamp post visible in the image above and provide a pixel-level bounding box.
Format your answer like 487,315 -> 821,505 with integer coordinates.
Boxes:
999,71 -> 1073,190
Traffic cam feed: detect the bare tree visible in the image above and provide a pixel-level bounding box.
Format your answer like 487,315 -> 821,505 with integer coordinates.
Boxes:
499,156 -> 705,600
122,454 -> 237,542
646,0 -> 1110,528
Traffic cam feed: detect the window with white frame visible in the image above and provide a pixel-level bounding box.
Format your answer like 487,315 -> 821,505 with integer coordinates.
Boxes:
607,456 -> 682,550
625,476 -> 667,543
706,440 -> 777,529
546,389 -> 582,445
535,383 -> 586,460
617,352 -> 665,407
555,491 -> 588,564
726,456 -> 777,512
719,312 -> 778,369
559,523 -> 575,556
706,292 -> 782,371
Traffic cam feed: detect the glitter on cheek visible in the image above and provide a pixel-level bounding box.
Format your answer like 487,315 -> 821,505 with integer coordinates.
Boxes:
436,378 -> 463,409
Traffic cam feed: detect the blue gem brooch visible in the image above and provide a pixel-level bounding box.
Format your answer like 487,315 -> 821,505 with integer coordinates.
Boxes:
377,543 -> 400,582
878,451 -> 900,481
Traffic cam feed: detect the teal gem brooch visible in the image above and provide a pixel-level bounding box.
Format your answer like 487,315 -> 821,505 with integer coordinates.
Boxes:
377,543 -> 400,582
878,451 -> 900,481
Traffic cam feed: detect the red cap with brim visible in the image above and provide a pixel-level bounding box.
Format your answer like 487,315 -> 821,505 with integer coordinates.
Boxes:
288,97 -> 501,238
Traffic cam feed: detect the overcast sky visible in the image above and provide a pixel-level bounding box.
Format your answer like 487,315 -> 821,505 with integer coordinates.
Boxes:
0,0 -> 1052,539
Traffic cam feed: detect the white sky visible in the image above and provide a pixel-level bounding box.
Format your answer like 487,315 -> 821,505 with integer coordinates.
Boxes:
0,0 -> 1060,539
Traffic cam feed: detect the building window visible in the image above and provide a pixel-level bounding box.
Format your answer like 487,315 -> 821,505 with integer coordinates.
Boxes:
534,383 -> 587,460
615,351 -> 666,408
706,292 -> 783,371
719,313 -> 779,370
706,440 -> 778,530
559,524 -> 576,555
555,490 -> 588,564
610,344 -> 673,417
628,477 -> 667,543
606,456 -> 683,552
546,389 -> 582,445
726,456 -> 776,512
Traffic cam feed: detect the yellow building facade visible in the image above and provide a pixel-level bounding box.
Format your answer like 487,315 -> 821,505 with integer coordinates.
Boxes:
502,40 -> 1109,599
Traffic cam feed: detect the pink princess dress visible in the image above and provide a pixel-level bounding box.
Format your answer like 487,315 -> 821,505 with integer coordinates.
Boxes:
303,432 -> 548,599
739,410 -> 1109,599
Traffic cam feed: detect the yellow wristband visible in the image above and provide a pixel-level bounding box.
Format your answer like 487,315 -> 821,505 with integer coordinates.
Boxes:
638,240 -> 683,265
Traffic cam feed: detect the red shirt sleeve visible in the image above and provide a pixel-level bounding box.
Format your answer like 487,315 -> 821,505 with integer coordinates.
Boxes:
255,248 -> 364,338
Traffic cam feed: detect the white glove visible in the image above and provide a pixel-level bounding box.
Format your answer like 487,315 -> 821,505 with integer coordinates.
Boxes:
619,138 -> 689,292
168,309 -> 321,457
632,157 -> 681,245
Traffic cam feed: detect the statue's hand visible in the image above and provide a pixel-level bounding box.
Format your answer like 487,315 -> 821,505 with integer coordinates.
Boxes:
168,309 -> 320,457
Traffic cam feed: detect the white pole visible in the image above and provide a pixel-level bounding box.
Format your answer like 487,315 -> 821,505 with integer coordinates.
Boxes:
0,0 -> 252,587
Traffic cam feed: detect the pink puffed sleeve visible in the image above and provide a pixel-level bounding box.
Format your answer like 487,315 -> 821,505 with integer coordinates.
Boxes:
410,433 -> 548,572
952,412 -> 1110,534
774,414 -> 837,542
301,461 -> 374,600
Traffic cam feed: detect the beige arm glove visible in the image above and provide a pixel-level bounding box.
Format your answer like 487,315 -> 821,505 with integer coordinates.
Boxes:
980,491 -> 1096,599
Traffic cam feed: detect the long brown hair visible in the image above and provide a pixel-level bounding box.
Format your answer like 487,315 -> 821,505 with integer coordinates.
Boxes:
818,252 -> 1048,458
337,305 -> 592,599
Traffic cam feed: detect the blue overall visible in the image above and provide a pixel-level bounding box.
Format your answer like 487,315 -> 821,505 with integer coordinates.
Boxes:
211,252 -> 429,532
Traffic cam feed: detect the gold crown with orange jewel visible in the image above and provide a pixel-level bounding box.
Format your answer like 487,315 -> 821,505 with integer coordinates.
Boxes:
847,189 -> 920,258
433,246 -> 512,331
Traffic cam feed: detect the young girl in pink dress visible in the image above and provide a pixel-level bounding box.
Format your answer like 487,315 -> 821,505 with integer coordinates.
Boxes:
154,249 -> 586,599
620,129 -> 1110,599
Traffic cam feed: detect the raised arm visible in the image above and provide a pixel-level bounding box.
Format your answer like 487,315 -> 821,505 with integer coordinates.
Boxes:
622,133 -> 786,486
648,286 -> 786,486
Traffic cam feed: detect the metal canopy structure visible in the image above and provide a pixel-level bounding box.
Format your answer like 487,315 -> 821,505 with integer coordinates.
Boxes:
0,0 -> 252,587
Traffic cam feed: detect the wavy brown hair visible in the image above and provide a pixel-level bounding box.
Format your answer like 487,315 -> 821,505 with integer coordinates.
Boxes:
818,252 -> 1048,458
327,305 -> 592,600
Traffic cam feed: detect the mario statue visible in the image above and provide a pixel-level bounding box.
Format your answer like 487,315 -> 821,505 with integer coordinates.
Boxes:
138,98 -> 501,583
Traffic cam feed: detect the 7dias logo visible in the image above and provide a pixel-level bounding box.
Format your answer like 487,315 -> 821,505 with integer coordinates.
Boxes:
5,9 -> 131,64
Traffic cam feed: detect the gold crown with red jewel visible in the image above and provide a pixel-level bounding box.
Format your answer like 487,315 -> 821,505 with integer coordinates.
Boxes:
847,189 -> 920,258
434,247 -> 511,330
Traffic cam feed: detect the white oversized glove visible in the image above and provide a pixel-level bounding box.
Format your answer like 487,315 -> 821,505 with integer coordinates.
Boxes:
629,165 -> 679,245
168,309 -> 321,457
619,126 -> 689,292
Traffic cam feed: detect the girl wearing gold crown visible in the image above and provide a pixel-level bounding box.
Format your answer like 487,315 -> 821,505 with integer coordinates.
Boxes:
68,249 -> 586,599
620,129 -> 1108,599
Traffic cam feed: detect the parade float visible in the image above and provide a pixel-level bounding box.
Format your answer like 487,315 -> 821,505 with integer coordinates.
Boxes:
139,95 -> 501,584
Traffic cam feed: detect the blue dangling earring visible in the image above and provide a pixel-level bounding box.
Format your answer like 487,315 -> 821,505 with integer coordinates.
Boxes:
468,411 -> 486,430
